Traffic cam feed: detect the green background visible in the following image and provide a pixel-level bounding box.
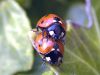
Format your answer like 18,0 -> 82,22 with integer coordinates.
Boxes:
0,0 -> 100,75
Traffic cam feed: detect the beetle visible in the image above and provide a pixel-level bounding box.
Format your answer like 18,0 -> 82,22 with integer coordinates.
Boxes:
34,32 -> 64,65
36,14 -> 66,41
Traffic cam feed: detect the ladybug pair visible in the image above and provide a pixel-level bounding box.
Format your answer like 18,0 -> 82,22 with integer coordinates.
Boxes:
33,14 -> 66,66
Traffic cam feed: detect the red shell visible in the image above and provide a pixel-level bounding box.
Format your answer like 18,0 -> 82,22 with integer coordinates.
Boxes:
34,32 -> 64,55
37,14 -> 66,30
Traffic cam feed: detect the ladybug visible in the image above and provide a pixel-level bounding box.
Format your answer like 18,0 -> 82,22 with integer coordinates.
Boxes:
34,32 -> 64,66
36,14 -> 66,40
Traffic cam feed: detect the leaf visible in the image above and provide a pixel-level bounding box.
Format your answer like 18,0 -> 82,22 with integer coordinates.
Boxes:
0,0 -> 33,75
60,1 -> 100,75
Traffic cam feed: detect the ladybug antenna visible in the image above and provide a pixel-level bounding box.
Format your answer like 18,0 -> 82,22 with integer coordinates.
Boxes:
41,61 -> 46,67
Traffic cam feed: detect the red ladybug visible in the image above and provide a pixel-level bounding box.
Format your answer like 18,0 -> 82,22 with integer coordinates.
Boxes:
34,32 -> 64,66
36,14 -> 66,40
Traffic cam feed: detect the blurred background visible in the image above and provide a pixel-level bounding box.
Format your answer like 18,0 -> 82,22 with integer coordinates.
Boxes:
0,0 -> 100,75
17,0 -> 85,28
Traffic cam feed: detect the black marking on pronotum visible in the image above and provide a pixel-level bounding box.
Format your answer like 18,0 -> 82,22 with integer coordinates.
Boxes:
54,17 -> 60,22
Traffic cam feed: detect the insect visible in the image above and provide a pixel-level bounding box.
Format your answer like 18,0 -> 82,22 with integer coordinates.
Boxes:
36,14 -> 66,41
34,32 -> 64,66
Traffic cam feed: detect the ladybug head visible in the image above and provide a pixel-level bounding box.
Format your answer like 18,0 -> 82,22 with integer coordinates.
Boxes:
43,43 -> 63,66
47,22 -> 65,40
44,51 -> 63,66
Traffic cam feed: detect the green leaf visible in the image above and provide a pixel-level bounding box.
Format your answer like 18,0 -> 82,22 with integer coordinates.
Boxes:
60,2 -> 100,75
0,0 -> 33,75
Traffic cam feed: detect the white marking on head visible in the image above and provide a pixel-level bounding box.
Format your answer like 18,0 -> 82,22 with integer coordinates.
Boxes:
49,31 -> 54,36
46,57 -> 51,62
51,48 -> 55,51
53,20 -> 57,22
59,21 -> 62,24
57,49 -> 60,52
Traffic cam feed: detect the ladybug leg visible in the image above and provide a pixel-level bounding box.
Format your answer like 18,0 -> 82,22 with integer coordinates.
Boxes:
41,61 -> 46,68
